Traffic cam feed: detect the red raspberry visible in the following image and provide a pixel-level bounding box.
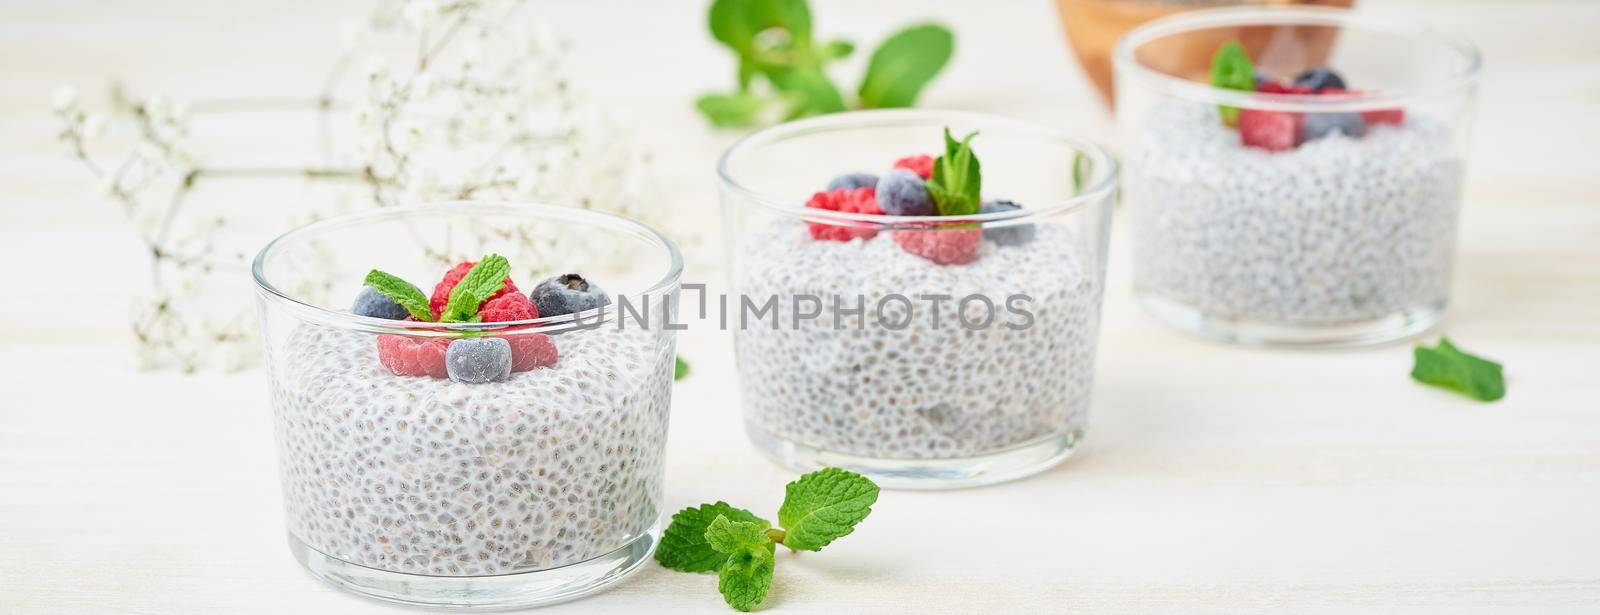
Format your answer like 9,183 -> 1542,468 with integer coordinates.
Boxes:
1362,108 -> 1405,126
375,334 -> 450,378
1239,108 -> 1300,152
479,292 -> 538,322
893,155 -> 934,180
501,332 -> 558,372
429,261 -> 520,319
892,225 -> 982,265
1256,81 -> 1313,95
805,187 -> 883,242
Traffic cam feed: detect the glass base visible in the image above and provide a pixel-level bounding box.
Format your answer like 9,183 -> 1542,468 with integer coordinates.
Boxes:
287,523 -> 658,610
1136,293 -> 1444,348
748,427 -> 1082,490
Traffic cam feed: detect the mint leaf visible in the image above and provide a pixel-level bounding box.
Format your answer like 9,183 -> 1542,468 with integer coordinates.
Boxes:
440,254 -> 510,322
819,39 -> 854,60
1071,151 -> 1089,196
1210,39 -> 1254,127
1412,337 -> 1506,402
362,270 -> 433,322
768,66 -> 846,118
675,356 -> 690,381
926,128 -> 981,216
775,468 -> 879,551
697,91 -> 767,128
656,502 -> 768,573
706,515 -> 776,612
709,0 -> 812,57
858,23 -> 954,109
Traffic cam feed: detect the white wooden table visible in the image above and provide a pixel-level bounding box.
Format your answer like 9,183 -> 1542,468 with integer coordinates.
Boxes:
3,1 -> 1598,612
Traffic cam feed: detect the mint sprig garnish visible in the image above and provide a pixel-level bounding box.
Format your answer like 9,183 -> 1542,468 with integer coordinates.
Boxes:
656,468 -> 881,612
1210,39 -> 1254,127
1412,337 -> 1506,402
925,127 -> 981,216
698,0 -> 953,128
440,254 -> 510,323
362,270 -> 433,322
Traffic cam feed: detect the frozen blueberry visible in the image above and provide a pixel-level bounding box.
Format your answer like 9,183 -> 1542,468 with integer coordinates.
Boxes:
876,169 -> 935,216
445,337 -> 512,383
978,199 -> 1036,246
826,172 -> 879,192
530,273 -> 611,318
352,285 -> 412,320
1301,112 -> 1366,141
1294,67 -> 1346,92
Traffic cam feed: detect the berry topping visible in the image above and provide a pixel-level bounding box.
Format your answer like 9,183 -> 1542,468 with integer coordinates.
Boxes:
1363,107 -> 1406,126
1301,111 -> 1366,141
502,332 -> 559,372
1255,80 -> 1313,95
825,172 -> 879,192
893,154 -> 934,180
875,169 -> 935,216
375,334 -> 450,378
892,225 -> 982,265
1239,108 -> 1300,152
530,273 -> 612,318
804,187 -> 882,241
430,260 -> 519,320
978,199 -> 1036,246
352,285 -> 413,320
445,337 -> 513,384
479,292 -> 538,322
1294,67 -> 1347,92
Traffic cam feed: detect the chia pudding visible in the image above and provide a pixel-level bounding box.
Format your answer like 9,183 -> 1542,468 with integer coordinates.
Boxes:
271,322 -> 671,576
737,221 -> 1100,460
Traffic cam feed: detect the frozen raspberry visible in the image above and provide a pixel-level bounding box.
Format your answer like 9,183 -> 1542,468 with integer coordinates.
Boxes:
1239,108 -> 1300,152
892,225 -> 982,265
501,332 -> 558,372
805,187 -> 882,242
375,334 -> 450,378
429,261 -> 520,319
893,155 -> 934,180
479,292 -> 538,322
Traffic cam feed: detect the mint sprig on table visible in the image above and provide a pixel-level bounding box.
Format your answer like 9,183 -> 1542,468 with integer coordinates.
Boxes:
1412,337 -> 1506,401
1210,39 -> 1254,127
364,254 -> 508,324
697,0 -> 953,128
656,468 -> 880,611
926,128 -> 982,216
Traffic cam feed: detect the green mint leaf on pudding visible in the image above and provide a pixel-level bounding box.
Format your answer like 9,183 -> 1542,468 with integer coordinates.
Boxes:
775,467 -> 879,551
926,127 -> 982,216
858,23 -> 954,109
1412,337 -> 1506,401
675,356 -> 691,381
1210,39 -> 1254,127
362,270 -> 433,322
705,515 -> 777,612
440,254 -> 510,322
656,502 -> 769,573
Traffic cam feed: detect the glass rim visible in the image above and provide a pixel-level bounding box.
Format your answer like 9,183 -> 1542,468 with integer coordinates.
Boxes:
715,109 -> 1119,226
250,201 -> 685,335
1112,6 -> 1483,113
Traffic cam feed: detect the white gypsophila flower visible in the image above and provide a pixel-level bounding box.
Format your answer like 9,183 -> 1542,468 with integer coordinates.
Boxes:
52,86 -> 79,112
340,18 -> 370,49
145,96 -> 172,121
401,0 -> 443,30
82,113 -> 107,139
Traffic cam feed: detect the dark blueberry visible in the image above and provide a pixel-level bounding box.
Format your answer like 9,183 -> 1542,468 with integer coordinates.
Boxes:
826,172 -> 879,192
352,285 -> 412,320
978,199 -> 1036,246
1293,67 -> 1346,92
1300,112 -> 1366,142
445,337 -> 512,383
530,273 -> 611,318
875,169 -> 935,216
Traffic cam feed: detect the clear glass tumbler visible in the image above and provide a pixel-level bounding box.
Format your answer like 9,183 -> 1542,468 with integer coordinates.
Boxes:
252,202 -> 681,608
1115,6 -> 1481,346
718,110 -> 1118,489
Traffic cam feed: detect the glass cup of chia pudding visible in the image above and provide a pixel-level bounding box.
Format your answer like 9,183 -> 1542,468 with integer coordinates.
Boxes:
1115,6 -> 1481,347
251,202 -> 682,608
717,110 -> 1118,489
